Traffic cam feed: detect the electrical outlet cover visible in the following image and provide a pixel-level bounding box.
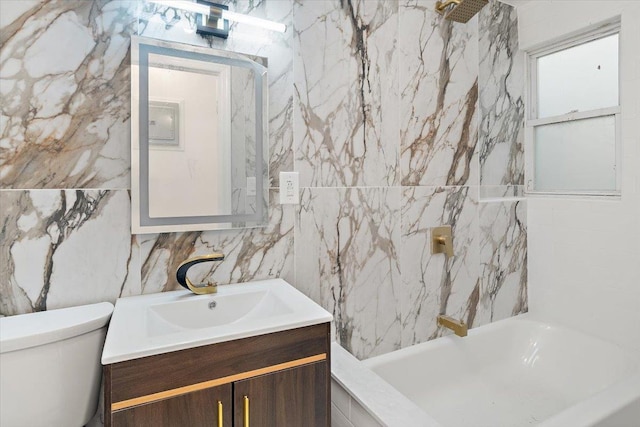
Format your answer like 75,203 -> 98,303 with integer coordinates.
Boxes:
279,172 -> 299,204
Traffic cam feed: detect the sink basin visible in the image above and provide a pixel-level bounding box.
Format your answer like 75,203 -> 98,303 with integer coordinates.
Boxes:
101,279 -> 332,364
147,289 -> 292,332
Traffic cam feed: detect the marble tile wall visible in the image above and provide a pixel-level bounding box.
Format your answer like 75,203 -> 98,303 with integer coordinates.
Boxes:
1,0 -> 296,320
478,0 -> 525,195
292,0 -> 526,360
0,0 -> 525,369
399,1 -> 478,187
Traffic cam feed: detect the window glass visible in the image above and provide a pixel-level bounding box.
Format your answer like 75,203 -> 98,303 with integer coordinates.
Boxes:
537,34 -> 618,118
534,115 -> 616,192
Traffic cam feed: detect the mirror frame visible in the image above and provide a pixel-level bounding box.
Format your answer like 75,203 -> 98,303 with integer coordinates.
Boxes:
131,36 -> 268,234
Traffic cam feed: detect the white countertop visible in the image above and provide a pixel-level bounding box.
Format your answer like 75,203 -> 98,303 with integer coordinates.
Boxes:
101,278 -> 332,364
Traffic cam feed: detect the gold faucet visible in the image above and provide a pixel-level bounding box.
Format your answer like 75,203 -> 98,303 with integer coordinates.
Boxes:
437,315 -> 467,337
176,253 -> 225,295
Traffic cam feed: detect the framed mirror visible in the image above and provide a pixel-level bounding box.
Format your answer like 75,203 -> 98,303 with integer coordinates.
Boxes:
131,36 -> 268,233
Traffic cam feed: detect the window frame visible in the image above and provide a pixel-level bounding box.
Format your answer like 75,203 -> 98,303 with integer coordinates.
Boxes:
524,21 -> 621,197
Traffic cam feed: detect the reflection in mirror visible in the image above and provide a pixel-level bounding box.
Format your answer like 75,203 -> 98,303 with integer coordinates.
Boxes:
147,54 -> 230,218
131,36 -> 268,233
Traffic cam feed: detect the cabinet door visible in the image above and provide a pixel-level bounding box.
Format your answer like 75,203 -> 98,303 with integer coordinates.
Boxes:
112,384 -> 232,427
233,361 -> 329,427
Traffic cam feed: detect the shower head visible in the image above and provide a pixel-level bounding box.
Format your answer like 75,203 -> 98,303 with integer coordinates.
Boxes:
435,0 -> 488,23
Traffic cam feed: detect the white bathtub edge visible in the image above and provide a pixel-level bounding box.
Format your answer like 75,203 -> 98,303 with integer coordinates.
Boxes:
331,342 -> 441,427
538,369 -> 640,427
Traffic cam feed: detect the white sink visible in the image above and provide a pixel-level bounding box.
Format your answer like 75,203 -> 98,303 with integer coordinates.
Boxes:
102,279 -> 332,364
147,289 -> 292,332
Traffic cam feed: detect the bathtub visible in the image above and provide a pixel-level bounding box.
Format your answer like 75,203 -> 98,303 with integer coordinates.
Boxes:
331,314 -> 640,427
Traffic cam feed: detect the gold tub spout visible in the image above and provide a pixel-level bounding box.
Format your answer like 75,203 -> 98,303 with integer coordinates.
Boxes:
437,315 -> 467,337
176,253 -> 225,295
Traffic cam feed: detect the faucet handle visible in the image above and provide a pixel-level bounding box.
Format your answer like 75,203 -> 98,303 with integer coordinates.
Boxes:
431,226 -> 454,257
176,253 -> 225,295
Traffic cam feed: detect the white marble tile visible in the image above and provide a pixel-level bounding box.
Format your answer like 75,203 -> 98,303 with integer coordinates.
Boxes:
294,0 -> 399,187
296,187 -> 402,359
399,186 -> 479,346
0,1 -> 43,31
476,199 -> 528,325
399,0 -> 479,187
0,1 -> 136,189
0,189 -> 136,315
478,0 -> 525,187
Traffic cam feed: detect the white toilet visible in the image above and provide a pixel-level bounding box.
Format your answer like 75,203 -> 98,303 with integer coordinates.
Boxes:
0,302 -> 114,427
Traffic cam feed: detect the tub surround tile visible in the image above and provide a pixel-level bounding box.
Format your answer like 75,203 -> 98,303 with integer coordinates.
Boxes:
331,403 -> 355,427
139,190 -> 294,294
0,189 -> 136,316
399,186 -> 480,346
477,199 -> 528,324
478,0 -> 524,187
296,187 -> 402,360
0,1 -> 136,189
351,400 -> 385,427
399,0 -> 479,187
294,0 -> 400,188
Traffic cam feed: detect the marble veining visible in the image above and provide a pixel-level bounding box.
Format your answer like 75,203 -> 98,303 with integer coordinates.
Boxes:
0,0 -> 295,318
477,199 -> 528,324
478,0 -> 524,187
294,0 -> 399,188
296,187 -> 402,359
0,189 -> 136,315
1,0 -> 527,385
399,0 -> 479,187
0,1 -> 136,189
399,186 -> 479,346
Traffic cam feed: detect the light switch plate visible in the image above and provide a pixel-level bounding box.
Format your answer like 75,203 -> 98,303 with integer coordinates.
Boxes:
279,172 -> 299,204
246,177 -> 256,196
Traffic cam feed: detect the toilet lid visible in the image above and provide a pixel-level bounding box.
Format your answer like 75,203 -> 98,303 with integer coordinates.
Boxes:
0,302 -> 113,353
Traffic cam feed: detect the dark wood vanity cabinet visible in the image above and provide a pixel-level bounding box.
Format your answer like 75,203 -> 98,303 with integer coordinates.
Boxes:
233,361 -> 328,427
103,323 -> 330,427
111,385 -> 233,427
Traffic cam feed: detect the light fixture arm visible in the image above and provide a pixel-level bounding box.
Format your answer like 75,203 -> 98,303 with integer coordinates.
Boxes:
148,0 -> 286,36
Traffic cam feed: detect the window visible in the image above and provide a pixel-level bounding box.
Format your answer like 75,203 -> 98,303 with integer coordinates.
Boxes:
526,22 -> 620,195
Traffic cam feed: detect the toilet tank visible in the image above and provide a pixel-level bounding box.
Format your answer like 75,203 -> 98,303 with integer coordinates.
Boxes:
0,302 -> 114,427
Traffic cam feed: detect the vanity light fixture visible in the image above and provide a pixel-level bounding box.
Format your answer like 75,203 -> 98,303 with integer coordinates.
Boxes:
149,0 -> 286,37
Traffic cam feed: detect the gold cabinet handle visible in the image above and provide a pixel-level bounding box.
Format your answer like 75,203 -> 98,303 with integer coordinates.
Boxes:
243,395 -> 250,427
217,400 -> 223,427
